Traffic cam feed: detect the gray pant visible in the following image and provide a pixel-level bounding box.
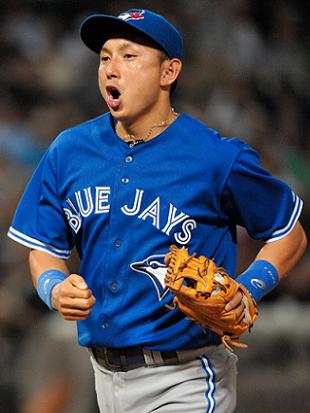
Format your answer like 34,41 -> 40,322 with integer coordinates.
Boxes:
90,345 -> 238,413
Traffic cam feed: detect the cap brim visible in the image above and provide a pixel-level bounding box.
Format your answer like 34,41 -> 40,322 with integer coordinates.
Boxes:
80,14 -> 164,55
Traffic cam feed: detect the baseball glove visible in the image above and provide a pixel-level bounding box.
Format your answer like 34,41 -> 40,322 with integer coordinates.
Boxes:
164,245 -> 258,351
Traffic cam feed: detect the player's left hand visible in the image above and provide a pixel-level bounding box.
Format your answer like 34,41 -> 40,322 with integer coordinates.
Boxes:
225,291 -> 246,324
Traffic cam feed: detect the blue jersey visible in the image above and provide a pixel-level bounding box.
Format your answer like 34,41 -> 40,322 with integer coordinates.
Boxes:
8,113 -> 302,350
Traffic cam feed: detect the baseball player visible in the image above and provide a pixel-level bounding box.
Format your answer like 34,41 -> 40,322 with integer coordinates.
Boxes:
8,9 -> 307,413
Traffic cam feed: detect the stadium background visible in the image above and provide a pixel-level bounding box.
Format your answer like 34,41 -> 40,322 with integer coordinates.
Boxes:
0,1 -> 309,412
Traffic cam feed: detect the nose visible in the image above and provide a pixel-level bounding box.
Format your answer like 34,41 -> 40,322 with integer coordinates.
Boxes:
105,57 -> 120,79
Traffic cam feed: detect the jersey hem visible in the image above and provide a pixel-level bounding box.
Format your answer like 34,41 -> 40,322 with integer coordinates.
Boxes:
7,227 -> 71,259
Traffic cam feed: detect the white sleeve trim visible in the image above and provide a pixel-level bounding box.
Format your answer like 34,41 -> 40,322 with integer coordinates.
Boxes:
7,227 -> 71,260
265,195 -> 303,243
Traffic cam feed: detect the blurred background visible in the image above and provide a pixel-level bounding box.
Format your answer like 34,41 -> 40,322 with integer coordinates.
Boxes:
0,0 -> 309,412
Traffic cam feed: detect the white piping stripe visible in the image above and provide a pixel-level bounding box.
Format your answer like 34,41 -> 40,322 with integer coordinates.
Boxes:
7,231 -> 71,260
266,197 -> 303,243
270,196 -> 302,236
8,227 -> 71,254
200,356 -> 216,413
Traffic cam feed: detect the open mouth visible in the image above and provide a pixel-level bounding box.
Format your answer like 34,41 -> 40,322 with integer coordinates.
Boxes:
106,86 -> 122,110
107,86 -> 121,100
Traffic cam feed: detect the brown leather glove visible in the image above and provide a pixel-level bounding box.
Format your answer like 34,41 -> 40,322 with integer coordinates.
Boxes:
165,245 -> 258,351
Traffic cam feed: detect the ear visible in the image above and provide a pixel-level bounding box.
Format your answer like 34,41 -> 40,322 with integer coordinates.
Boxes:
160,59 -> 182,88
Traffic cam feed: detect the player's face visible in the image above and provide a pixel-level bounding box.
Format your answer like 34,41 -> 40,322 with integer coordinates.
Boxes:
98,37 -> 167,123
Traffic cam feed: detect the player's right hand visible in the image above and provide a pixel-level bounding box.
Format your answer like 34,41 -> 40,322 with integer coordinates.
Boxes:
51,274 -> 96,320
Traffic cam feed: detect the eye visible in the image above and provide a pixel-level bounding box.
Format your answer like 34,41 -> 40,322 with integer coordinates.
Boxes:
100,55 -> 109,63
124,53 -> 136,60
150,262 -> 158,269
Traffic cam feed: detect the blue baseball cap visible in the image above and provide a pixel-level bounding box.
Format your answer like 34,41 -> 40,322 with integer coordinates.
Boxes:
80,9 -> 183,60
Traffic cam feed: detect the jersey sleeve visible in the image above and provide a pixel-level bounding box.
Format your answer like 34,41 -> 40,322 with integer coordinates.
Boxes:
7,145 -> 74,259
221,143 -> 303,242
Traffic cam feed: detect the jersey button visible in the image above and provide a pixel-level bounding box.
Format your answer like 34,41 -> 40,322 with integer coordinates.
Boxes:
102,323 -> 109,329
114,239 -> 121,247
121,177 -> 129,184
125,155 -> 133,163
111,282 -> 118,291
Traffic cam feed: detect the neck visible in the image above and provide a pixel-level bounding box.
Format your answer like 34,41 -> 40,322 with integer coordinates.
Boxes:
116,107 -> 178,144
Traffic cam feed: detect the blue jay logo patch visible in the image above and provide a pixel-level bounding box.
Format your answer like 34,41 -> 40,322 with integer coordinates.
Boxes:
119,10 -> 145,21
131,254 -> 169,301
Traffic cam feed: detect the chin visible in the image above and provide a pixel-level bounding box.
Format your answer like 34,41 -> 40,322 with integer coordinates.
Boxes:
110,111 -> 126,121
110,110 -> 133,123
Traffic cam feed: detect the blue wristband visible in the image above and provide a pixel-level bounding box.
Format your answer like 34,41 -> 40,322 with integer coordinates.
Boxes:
237,260 -> 279,302
37,270 -> 67,310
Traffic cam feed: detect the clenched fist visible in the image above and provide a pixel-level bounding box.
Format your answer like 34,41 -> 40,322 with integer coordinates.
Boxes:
52,274 -> 96,320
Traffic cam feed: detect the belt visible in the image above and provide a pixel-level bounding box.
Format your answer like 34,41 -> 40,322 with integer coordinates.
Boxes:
91,346 -> 181,372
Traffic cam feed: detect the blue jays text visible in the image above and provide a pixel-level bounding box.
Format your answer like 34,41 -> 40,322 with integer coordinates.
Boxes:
65,186 -> 197,245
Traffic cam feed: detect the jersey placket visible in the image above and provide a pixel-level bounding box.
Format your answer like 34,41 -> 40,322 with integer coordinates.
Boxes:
98,147 -> 136,336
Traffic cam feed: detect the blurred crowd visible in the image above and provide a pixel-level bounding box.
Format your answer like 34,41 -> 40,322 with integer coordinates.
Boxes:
0,1 -> 309,412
